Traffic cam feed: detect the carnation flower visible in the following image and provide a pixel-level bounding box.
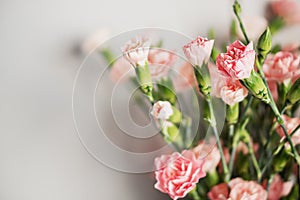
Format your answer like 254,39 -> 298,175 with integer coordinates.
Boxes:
271,0 -> 300,25
228,178 -> 267,200
209,63 -> 248,106
183,36 -> 214,66
121,36 -> 151,66
192,140 -> 221,173
148,49 -> 177,80
264,174 -> 294,200
216,40 -> 255,79
263,51 -> 300,84
276,115 -> 300,147
151,101 -> 173,120
154,150 -> 206,200
207,183 -> 229,200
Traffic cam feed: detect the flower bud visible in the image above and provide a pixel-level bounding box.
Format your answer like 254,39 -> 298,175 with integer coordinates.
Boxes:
242,70 -> 270,104
286,78 -> 300,105
169,106 -> 182,124
151,101 -> 173,120
257,27 -> 272,62
233,1 -> 241,15
155,78 -> 176,105
226,103 -> 239,125
135,62 -> 153,101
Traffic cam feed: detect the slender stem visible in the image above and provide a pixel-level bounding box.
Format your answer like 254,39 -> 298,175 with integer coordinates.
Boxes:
207,97 -> 230,182
229,124 -> 235,138
189,187 -> 201,200
229,144 -> 237,176
240,96 -> 254,123
244,136 -> 262,181
233,0 -> 250,44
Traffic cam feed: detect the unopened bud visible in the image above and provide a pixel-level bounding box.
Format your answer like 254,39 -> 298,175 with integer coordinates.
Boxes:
257,27 -> 272,62
286,78 -> 300,105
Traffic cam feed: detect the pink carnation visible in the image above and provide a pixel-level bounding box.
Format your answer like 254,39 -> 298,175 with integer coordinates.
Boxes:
192,140 -> 221,172
263,51 -> 300,84
121,36 -> 151,66
173,62 -> 197,92
266,174 -> 294,200
276,115 -> 300,147
209,63 -> 248,106
216,41 -> 255,80
208,183 -> 229,200
148,49 -> 177,80
228,178 -> 267,200
271,0 -> 300,24
151,101 -> 173,120
154,150 -> 206,200
109,57 -> 134,83
183,36 -> 214,66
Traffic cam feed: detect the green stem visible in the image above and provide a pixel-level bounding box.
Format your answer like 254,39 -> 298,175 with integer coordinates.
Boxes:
189,187 -> 201,200
207,97 -> 230,182
245,138 -> 262,181
233,0 -> 250,44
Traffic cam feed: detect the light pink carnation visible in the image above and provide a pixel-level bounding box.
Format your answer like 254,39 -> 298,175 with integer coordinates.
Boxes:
154,150 -> 206,200
183,36 -> 214,66
148,49 -> 177,80
228,178 -> 267,200
208,183 -> 229,200
266,174 -> 294,200
216,41 -> 255,80
109,57 -> 134,83
263,51 -> 300,84
192,140 -> 221,172
209,63 -> 248,106
276,115 -> 300,147
271,0 -> 300,24
173,62 -> 197,92
151,101 -> 173,120
121,36 -> 151,66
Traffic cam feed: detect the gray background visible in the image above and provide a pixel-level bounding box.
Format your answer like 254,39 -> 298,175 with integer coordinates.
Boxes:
0,0 -> 299,199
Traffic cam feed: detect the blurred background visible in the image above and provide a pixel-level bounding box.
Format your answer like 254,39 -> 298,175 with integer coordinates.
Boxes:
1,0 -> 300,199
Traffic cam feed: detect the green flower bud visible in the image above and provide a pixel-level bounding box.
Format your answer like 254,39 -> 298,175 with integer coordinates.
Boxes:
242,70 -> 270,104
286,78 -> 300,105
226,103 -> 239,125
169,106 -> 182,124
135,62 -> 153,101
156,78 -> 176,105
233,1 -> 241,15
161,122 -> 182,146
194,64 -> 211,96
257,27 -> 272,62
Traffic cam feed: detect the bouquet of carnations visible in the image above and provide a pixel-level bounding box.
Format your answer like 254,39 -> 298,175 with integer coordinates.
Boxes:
90,0 -> 300,199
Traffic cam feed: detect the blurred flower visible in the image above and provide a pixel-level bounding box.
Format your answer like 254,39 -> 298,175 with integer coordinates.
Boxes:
207,183 -> 229,200
151,101 -> 173,120
276,115 -> 300,147
148,49 -> 177,80
192,140 -> 221,173
217,41 -> 255,79
282,43 -> 300,54
228,178 -> 267,200
183,36 -> 214,66
173,62 -> 197,92
236,16 -> 268,41
209,63 -> 248,106
121,36 -> 151,66
271,0 -> 300,24
154,150 -> 206,200
267,81 -> 279,102
263,51 -> 300,84
109,57 -> 134,83
263,174 -> 294,200
81,28 -> 110,54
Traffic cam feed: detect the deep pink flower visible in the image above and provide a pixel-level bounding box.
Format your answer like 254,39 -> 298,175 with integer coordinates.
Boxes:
183,36 -> 214,66
276,115 -> 300,147
148,49 -> 177,80
154,150 -> 206,200
271,0 -> 300,24
263,51 -> 300,84
209,63 -> 248,106
216,40 -> 255,80
192,139 -> 221,172
208,183 -> 229,200
228,178 -> 267,200
266,174 -> 294,200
